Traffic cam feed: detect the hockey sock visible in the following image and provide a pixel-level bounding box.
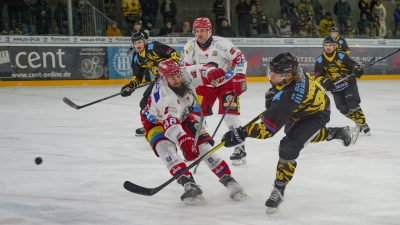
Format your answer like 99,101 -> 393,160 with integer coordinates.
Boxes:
275,158 -> 297,183
211,160 -> 231,179
351,107 -> 367,125
310,127 -> 329,143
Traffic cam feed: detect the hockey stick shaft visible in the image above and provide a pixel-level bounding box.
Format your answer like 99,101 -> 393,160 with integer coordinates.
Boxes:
193,89 -> 237,174
334,48 -> 400,85
123,110 -> 265,196
63,82 -> 151,110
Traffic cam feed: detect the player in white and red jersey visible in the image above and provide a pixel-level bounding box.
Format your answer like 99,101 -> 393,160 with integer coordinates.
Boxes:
140,59 -> 248,204
181,17 -> 248,166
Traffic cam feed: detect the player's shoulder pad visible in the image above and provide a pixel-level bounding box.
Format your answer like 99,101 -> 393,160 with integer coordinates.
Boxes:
272,90 -> 284,102
134,54 -> 138,62
337,51 -> 346,59
317,55 -> 323,63
148,43 -> 154,50
338,39 -> 343,44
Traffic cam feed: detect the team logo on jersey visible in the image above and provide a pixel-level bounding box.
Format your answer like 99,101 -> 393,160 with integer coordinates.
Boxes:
212,51 -> 217,56
229,47 -> 236,55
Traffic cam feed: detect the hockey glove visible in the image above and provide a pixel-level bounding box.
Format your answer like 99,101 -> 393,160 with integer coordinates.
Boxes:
207,68 -> 226,86
221,126 -> 247,148
321,78 -> 335,92
265,88 -> 276,109
353,67 -> 364,78
178,134 -> 200,161
121,81 -> 135,97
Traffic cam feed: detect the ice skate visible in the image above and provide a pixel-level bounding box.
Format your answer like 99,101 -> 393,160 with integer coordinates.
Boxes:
219,175 -> 248,200
230,146 -> 247,166
327,126 -> 359,146
265,185 -> 285,214
135,127 -> 146,137
357,123 -> 371,136
178,176 -> 205,205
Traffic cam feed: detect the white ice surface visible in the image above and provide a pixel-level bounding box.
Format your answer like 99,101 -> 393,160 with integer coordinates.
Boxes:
0,81 -> 400,225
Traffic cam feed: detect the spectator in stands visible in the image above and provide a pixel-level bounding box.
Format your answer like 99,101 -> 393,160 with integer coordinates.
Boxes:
132,20 -> 149,38
311,19 -> 320,37
310,0 -> 323,23
122,0 -> 142,34
140,0 -> 159,28
343,20 -> 357,38
160,0 -> 177,26
0,0 -> 6,34
288,6 -> 300,35
361,26 -> 373,38
217,18 -> 236,37
319,12 -> 336,37
249,0 -> 257,17
21,0 -> 36,35
396,22 -> 400,39
395,4 -> 400,32
276,11 -> 292,37
144,20 -> 156,37
106,20 -> 122,36
370,0 -> 377,13
334,0 -> 352,34
372,15 -> 386,38
34,0 -> 52,35
251,3 -> 267,35
358,0 -> 372,21
6,0 -> 23,34
212,0 -> 226,34
297,0 -> 313,13
266,18 -> 280,38
295,14 -> 310,37
300,2 -> 315,25
358,13 -> 372,35
180,21 -> 191,34
235,0 -> 251,37
317,9 -> 326,24
159,21 -> 175,36
281,0 -> 295,16
372,0 -> 386,35
54,0 -> 80,35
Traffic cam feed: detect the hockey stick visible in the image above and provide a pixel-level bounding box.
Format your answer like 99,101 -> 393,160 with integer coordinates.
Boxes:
123,110 -> 265,196
193,89 -> 237,174
334,48 -> 400,85
191,91 -> 204,150
62,82 -> 151,110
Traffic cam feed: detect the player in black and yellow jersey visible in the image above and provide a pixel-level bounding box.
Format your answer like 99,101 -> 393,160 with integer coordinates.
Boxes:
217,52 -> 358,214
314,36 -> 370,135
120,31 -> 180,136
330,27 -> 351,55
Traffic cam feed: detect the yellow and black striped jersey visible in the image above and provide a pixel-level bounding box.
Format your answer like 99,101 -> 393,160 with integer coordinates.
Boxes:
245,68 -> 331,139
334,36 -> 351,55
130,41 -> 180,85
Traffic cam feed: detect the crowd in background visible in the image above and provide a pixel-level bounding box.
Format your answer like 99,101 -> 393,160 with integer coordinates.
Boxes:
0,0 -> 399,39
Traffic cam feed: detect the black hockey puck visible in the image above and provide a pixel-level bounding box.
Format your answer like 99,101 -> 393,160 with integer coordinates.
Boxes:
35,157 -> 42,165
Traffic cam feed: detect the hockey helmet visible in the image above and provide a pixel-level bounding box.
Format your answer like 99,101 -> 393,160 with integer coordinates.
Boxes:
131,31 -> 145,43
192,17 -> 212,32
269,52 -> 299,77
329,27 -> 339,33
322,35 -> 336,46
158,59 -> 181,78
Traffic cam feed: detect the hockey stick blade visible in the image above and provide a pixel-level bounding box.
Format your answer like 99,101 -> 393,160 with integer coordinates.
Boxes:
123,110 -> 265,196
63,97 -> 80,109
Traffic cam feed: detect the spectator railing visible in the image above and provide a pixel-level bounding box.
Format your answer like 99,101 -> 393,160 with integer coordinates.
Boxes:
80,0 -> 112,36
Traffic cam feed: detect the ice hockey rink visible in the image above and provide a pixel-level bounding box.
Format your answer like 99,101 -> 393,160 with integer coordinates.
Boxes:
1,81 -> 399,225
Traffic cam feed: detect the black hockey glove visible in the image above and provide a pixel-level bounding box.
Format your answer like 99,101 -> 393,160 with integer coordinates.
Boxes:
321,78 -> 335,92
353,67 -> 364,78
265,89 -> 276,109
121,81 -> 135,97
221,126 -> 248,148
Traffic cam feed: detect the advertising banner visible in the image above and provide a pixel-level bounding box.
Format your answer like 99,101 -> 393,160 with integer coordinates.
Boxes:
241,47 -> 400,76
2,46 -> 108,80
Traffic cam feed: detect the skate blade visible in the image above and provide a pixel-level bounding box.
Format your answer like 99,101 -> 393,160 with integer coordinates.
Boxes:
182,194 -> 206,205
350,127 -> 360,145
135,133 -> 146,137
266,207 -> 278,214
231,158 -> 247,166
231,191 -> 248,201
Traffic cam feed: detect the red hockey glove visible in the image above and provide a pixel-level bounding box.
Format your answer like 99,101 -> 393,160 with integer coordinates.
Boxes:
178,134 -> 200,161
206,68 -> 226,86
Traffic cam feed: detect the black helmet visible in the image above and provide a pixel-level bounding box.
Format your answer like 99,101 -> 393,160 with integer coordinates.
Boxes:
269,52 -> 299,75
329,27 -> 338,33
322,36 -> 336,46
131,31 -> 145,43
